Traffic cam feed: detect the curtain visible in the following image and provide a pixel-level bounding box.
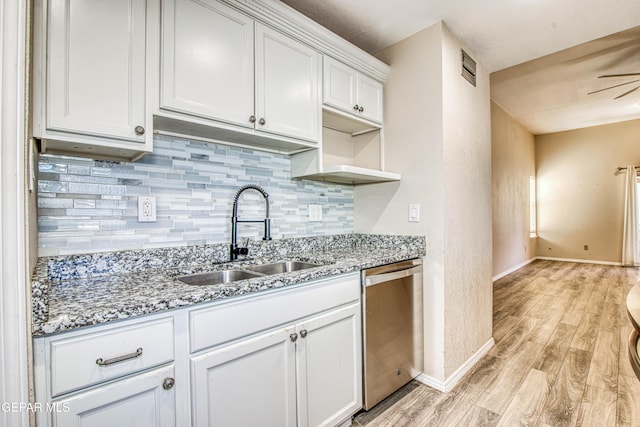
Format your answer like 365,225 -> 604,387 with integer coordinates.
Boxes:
622,165 -> 639,266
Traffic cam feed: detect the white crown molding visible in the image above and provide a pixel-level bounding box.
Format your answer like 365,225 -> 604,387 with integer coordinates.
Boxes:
223,0 -> 390,82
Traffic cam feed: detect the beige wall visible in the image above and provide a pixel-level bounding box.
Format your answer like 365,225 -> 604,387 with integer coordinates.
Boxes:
357,22 -> 446,379
491,102 -> 536,277
355,22 -> 493,382
440,24 -> 493,378
535,119 -> 640,263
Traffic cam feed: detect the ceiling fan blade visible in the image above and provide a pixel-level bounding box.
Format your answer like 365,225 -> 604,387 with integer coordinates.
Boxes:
613,85 -> 640,99
598,73 -> 640,78
587,78 -> 640,95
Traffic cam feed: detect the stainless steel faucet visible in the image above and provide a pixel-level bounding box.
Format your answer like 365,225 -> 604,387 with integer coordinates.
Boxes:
230,184 -> 272,261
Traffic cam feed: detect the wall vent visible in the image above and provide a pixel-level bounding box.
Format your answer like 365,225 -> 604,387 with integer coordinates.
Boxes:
461,49 -> 476,87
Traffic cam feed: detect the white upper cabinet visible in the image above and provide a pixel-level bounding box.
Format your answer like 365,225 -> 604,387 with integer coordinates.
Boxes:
323,58 -> 357,114
292,56 -> 396,185
255,24 -> 320,143
356,73 -> 384,124
33,0 -> 156,160
160,0 -> 254,127
158,2 -> 320,149
33,0 -> 388,159
323,56 -> 383,125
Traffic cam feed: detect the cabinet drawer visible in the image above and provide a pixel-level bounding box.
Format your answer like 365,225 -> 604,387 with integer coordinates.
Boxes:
190,272 -> 359,353
49,317 -> 174,397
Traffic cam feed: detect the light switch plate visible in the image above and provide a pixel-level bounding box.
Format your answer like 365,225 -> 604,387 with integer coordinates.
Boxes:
309,204 -> 323,222
138,196 -> 157,222
408,203 -> 420,222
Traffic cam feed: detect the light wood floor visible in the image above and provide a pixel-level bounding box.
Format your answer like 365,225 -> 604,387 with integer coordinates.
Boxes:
353,260 -> 640,427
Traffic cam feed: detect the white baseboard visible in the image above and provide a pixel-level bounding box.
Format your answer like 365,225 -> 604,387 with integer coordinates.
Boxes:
494,257 -> 623,282
415,337 -> 495,393
492,258 -> 536,282
535,256 -> 622,266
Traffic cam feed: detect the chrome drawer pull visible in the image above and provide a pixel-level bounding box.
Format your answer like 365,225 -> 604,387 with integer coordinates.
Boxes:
96,347 -> 143,367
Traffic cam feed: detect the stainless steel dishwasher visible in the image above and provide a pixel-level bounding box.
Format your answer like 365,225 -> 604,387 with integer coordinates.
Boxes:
361,258 -> 423,410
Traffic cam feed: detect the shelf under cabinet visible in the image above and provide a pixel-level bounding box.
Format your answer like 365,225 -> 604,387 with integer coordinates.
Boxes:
322,107 -> 381,135
154,113 -> 318,155
297,164 -> 401,185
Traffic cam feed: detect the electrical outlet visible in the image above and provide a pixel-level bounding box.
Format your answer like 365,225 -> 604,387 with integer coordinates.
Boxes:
584,244 -> 589,251
138,196 -> 156,222
308,204 -> 322,222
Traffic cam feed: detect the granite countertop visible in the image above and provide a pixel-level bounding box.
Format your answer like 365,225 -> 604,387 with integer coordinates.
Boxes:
628,283 -> 640,332
32,234 -> 425,336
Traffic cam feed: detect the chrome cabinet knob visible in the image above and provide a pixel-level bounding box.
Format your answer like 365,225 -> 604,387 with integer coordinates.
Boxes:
300,329 -> 308,338
258,118 -> 266,125
162,377 -> 175,390
290,333 -> 298,342
249,115 -> 256,123
353,104 -> 359,111
358,106 -> 364,112
134,126 -> 145,135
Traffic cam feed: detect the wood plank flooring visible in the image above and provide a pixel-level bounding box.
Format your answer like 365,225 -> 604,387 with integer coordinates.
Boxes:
353,260 -> 640,427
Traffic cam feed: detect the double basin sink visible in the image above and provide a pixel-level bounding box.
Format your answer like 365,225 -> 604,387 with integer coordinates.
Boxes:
178,261 -> 322,286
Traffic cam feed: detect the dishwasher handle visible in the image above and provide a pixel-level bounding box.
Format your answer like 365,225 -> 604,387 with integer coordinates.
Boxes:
365,265 -> 423,287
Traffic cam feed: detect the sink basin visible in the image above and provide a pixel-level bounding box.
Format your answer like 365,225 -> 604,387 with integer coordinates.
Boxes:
244,261 -> 322,275
178,270 -> 262,286
178,261 -> 324,286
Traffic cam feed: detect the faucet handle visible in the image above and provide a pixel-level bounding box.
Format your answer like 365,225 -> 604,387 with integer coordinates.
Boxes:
237,238 -> 250,256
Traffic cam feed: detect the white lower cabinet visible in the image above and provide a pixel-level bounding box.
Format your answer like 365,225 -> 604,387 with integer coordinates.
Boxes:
191,326 -> 298,427
296,304 -> 361,427
34,273 -> 362,427
191,303 -> 361,427
33,317 -> 177,426
53,365 -> 176,427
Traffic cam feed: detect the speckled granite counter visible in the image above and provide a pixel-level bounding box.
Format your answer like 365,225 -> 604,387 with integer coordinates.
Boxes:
32,234 -> 425,336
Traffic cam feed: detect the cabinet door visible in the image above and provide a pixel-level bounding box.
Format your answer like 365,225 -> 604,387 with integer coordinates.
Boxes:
191,326 -> 297,427
296,303 -> 362,427
255,24 -> 320,143
53,365 -> 175,427
356,73 -> 383,124
160,0 -> 254,127
47,0 -> 147,142
323,56 -> 357,113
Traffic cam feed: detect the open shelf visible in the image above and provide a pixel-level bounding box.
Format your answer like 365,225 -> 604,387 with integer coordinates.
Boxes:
291,118 -> 401,185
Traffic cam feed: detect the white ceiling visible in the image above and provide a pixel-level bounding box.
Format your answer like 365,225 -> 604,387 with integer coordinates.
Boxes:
281,0 -> 640,134
492,26 -> 640,135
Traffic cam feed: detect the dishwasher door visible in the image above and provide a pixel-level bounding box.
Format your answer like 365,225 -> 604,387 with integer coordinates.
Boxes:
362,259 -> 423,410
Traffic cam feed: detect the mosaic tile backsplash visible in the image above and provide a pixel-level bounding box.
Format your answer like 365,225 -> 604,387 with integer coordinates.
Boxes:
38,135 -> 354,256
